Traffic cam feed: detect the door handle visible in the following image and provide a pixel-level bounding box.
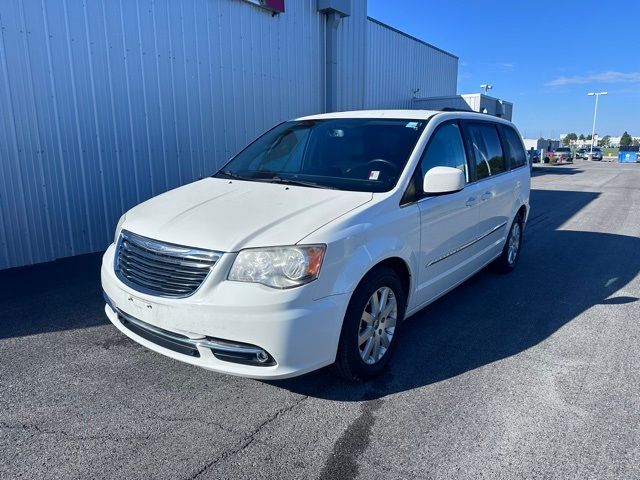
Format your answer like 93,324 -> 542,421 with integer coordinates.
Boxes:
465,197 -> 478,207
481,191 -> 492,201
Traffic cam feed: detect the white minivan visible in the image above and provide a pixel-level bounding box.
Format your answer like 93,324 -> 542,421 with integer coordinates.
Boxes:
101,110 -> 530,381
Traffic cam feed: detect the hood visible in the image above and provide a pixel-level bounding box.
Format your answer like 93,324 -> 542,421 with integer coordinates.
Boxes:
123,178 -> 373,252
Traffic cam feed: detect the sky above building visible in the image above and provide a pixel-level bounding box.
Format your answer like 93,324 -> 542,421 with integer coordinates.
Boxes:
368,0 -> 640,139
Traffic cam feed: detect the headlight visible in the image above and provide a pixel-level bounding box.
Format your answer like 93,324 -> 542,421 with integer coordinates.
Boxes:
114,213 -> 126,244
228,245 -> 326,289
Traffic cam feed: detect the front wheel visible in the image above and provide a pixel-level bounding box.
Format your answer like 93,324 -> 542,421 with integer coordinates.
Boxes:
494,215 -> 523,273
333,267 -> 406,381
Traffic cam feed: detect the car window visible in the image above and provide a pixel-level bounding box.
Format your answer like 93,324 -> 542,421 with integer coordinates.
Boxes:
215,118 -> 428,192
249,128 -> 310,172
418,123 -> 468,188
502,127 -> 527,169
466,123 -> 505,180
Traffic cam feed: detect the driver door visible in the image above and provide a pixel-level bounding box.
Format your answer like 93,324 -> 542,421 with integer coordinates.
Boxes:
414,121 -> 484,307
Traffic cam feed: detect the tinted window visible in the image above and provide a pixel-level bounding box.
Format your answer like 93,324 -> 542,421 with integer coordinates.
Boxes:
215,118 -> 427,192
466,123 -> 505,180
418,123 -> 468,189
502,127 -> 527,169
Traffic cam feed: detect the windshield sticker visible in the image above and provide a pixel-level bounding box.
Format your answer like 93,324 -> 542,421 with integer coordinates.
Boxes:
369,170 -> 380,180
405,121 -> 420,129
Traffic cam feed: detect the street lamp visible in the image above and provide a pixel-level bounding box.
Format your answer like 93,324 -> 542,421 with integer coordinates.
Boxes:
480,83 -> 493,95
587,91 -> 607,157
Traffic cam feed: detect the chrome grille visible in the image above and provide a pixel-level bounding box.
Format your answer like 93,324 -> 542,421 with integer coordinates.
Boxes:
114,230 -> 222,298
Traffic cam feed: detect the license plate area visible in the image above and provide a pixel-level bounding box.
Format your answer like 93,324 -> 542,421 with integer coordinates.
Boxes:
118,293 -> 157,324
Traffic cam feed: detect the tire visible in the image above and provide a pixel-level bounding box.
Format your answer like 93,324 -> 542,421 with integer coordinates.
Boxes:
333,266 -> 406,382
494,214 -> 524,273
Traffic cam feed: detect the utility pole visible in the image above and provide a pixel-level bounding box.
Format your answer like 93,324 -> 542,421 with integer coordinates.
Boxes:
587,92 -> 607,158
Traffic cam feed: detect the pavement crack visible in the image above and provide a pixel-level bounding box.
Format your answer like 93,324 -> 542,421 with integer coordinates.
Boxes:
142,412 -> 239,436
186,394 -> 309,480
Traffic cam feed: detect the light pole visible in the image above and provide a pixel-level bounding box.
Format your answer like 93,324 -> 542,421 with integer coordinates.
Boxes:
480,83 -> 493,95
587,91 -> 607,157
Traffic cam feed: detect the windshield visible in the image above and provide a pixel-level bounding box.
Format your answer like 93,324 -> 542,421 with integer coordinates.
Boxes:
556,147 -> 570,152
214,118 -> 428,192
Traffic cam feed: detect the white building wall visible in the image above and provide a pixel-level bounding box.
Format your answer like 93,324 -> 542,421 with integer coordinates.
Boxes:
335,0 -> 368,111
365,18 -> 458,109
0,0 -> 325,269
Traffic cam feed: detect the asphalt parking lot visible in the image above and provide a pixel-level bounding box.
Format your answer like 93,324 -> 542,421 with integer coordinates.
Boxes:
2,159 -> 639,479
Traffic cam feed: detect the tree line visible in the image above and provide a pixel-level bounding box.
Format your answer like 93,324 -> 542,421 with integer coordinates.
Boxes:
561,131 -> 639,147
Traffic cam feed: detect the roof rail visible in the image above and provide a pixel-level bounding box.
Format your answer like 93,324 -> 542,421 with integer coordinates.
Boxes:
437,107 -> 472,112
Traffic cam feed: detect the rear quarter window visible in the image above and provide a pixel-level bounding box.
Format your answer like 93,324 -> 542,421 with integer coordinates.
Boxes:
465,123 -> 505,180
502,126 -> 527,169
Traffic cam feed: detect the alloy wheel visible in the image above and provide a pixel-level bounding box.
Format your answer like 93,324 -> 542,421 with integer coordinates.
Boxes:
358,286 -> 397,365
508,222 -> 521,265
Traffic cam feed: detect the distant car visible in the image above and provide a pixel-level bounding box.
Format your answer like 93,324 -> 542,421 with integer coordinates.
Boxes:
577,148 -> 588,159
552,147 -> 573,163
527,150 -> 540,164
585,147 -> 603,161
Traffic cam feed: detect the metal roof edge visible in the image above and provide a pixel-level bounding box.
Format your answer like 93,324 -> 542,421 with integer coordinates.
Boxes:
366,16 -> 459,60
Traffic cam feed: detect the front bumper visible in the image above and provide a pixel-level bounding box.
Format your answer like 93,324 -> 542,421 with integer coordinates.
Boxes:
101,245 -> 350,379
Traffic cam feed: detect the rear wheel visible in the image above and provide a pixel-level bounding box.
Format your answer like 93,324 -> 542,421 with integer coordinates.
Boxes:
494,214 -> 523,273
333,267 -> 406,381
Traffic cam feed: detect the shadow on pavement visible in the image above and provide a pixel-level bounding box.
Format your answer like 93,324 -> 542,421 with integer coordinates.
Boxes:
0,252 -> 107,339
532,166 -> 583,176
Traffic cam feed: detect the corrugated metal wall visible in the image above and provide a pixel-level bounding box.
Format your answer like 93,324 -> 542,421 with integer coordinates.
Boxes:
0,0 -> 325,269
335,0 -> 367,111
0,0 -> 459,270
365,17 -> 457,109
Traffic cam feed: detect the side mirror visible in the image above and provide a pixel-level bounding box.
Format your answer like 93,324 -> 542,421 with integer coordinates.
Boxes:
423,166 -> 465,195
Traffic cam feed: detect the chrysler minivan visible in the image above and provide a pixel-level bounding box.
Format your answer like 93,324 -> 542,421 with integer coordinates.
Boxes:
102,110 -> 530,381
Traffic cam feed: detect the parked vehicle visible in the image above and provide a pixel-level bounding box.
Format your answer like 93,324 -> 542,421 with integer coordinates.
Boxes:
577,148 -> 588,159
552,147 -> 573,163
585,147 -> 603,160
102,110 -> 531,381
527,149 -> 540,164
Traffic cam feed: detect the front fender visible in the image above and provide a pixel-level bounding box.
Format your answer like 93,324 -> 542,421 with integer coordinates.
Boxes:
305,202 -> 421,307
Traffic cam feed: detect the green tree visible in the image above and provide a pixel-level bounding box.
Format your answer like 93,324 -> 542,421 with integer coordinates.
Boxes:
599,135 -> 610,147
562,132 -> 578,146
579,134 -> 585,141
633,138 -> 640,147
586,134 -> 593,140
620,131 -> 633,147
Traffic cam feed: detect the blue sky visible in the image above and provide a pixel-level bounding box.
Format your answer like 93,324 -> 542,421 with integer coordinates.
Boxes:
368,0 -> 640,139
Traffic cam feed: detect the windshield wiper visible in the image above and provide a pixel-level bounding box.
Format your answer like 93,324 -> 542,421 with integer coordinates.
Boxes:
216,170 -> 252,181
217,171 -> 334,189
269,176 -> 335,190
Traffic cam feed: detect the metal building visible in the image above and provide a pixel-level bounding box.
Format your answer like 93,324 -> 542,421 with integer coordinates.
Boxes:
413,93 -> 514,121
0,0 -> 458,270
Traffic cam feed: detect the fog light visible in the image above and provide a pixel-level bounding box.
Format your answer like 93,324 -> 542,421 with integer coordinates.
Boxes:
256,351 -> 270,363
